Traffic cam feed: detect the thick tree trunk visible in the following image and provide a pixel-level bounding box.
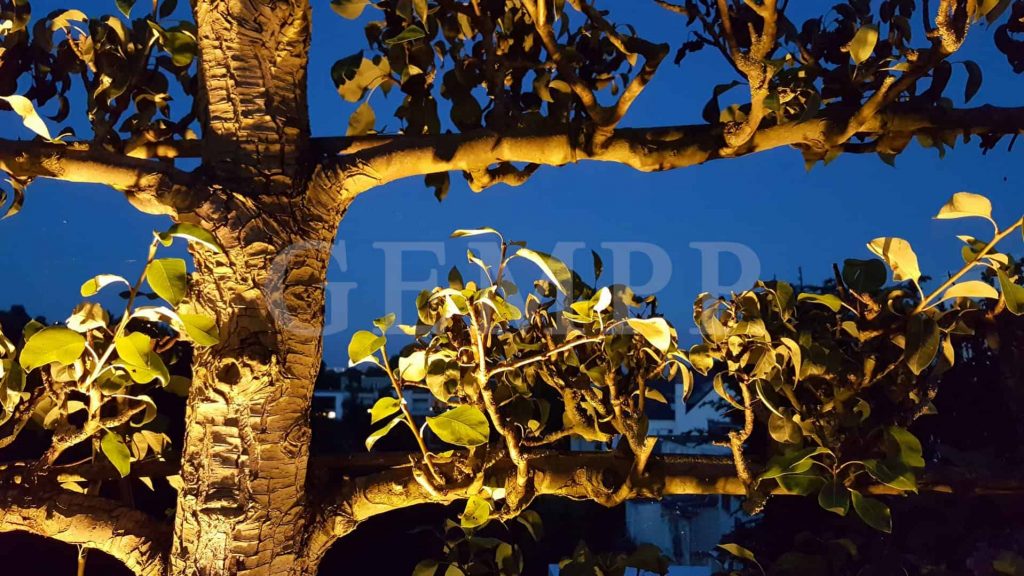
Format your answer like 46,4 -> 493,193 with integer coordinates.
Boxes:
169,202 -> 336,575
167,0 -> 331,570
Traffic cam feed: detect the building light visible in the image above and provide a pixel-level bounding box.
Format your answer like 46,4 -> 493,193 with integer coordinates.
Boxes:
327,410 -> 337,420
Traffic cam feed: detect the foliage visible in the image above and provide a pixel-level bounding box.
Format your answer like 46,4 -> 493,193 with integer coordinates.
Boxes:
353,191 -> 1024,574
351,227 -> 698,519
0,224 -> 219,490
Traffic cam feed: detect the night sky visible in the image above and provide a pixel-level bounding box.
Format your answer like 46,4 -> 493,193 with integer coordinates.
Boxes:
1,1 -> 1022,367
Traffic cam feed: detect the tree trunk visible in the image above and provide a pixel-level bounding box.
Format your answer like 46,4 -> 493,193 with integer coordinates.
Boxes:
169,196 -> 338,575
166,0 -> 333,570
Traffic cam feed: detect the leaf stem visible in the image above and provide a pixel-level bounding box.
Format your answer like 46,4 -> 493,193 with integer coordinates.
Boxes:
914,217 -> 1024,313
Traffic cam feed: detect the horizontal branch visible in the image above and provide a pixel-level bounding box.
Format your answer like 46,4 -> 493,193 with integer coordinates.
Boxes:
300,450 -> 1024,571
0,487 -> 169,576
307,104 -> 1024,216
0,139 -> 200,217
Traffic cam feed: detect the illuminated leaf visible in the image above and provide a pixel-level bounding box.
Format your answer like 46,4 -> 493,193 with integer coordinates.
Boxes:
146,258 -> 188,306
0,95 -> 52,140
848,24 -> 878,64
426,405 -> 489,446
369,396 -> 401,424
935,192 -> 992,220
718,543 -> 757,564
348,330 -> 385,365
101,431 -> 131,477
365,414 -> 403,450
330,0 -> 369,19
997,269 -> 1024,315
626,317 -> 672,353
157,223 -> 223,253
179,314 -> 221,346
516,248 -> 572,295
867,237 -> 921,283
81,274 -> 129,297
346,101 -> 375,136
940,280 -> 998,302
20,327 -> 85,372
460,496 -> 491,529
798,293 -> 843,312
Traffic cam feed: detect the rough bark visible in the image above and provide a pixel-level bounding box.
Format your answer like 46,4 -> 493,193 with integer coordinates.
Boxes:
166,0 -> 331,572
0,487 -> 170,576
168,187 -> 348,575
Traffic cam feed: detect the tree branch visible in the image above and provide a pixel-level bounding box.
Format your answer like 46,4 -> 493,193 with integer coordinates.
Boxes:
299,450 -> 1024,572
0,486 -> 169,576
0,140 -> 200,217
307,104 -> 1024,215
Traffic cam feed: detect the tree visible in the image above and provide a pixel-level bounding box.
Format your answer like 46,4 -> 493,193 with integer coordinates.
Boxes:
1,0 -> 1023,575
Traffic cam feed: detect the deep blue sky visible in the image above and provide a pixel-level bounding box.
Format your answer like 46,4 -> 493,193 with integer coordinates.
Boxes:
1,1 -> 1022,367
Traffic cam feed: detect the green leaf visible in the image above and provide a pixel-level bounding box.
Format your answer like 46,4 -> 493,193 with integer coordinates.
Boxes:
66,302 -> 109,333
867,237 -> 921,283
768,412 -> 802,444
346,101 -> 376,136
81,274 -> 129,297
626,317 -> 672,353
997,269 -> 1024,315
0,95 -> 52,140
114,332 -> 154,368
365,414 -> 404,450
460,496 -> 491,529
116,0 -> 135,18
101,431 -> 131,478
905,315 -> 940,376
848,24 -> 878,64
516,248 -> 572,295
941,280 -> 998,302
20,327 -> 85,372
348,330 -> 385,365
128,394 -> 158,427
399,350 -> 427,382
777,472 -> 826,495
413,0 -> 428,24
451,227 -> 503,241
713,372 -> 744,411
369,396 -> 402,424
426,405 -> 489,447
935,192 -> 992,220
157,224 -> 223,253
818,479 -> 850,516
887,426 -> 925,468
179,314 -> 220,346
851,490 -> 892,532
862,459 -> 917,492
759,447 -> 831,480
718,543 -> 757,564
963,60 -> 982,102
385,25 -> 426,45
330,0 -> 369,19
842,258 -> 886,292
373,313 -> 396,333
797,293 -> 843,312
146,258 -> 188,306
